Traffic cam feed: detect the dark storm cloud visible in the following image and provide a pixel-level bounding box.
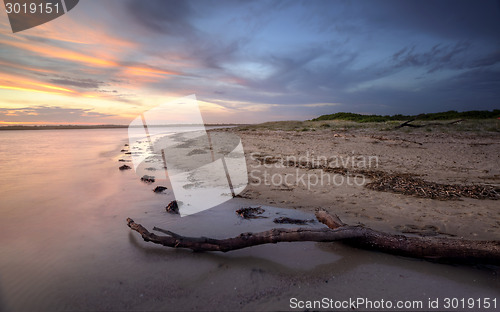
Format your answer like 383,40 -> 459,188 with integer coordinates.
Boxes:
469,51 -> 500,68
308,0 -> 500,40
125,0 -> 195,35
392,41 -> 472,73
393,0 -> 500,40
177,1 -> 497,115
443,69 -> 500,93
122,0 -> 259,71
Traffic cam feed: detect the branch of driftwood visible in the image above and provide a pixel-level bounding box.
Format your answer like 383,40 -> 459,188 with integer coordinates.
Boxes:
395,119 -> 464,129
127,210 -> 500,265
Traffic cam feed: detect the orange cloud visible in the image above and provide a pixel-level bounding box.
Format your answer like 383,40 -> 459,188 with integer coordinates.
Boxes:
25,16 -> 137,49
36,83 -> 75,93
0,72 -> 77,96
0,60 -> 56,74
0,71 -> 129,101
1,37 -> 183,83
0,85 -> 64,96
120,66 -> 182,85
0,38 -> 119,68
0,24 -> 184,102
0,121 -> 113,126
125,66 -> 181,77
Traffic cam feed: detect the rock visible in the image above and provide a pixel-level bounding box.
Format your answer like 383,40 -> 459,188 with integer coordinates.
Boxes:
236,207 -> 267,219
153,186 -> 168,193
166,200 -> 179,214
120,149 -> 127,152
141,175 -> 155,183
119,165 -> 132,170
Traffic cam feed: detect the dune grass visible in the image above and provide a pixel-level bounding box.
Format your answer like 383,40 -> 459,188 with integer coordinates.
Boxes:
311,110 -> 500,123
237,118 -> 500,133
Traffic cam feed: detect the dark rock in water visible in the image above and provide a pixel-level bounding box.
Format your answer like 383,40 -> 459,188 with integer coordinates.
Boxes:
120,149 -> 127,152
166,200 -> 179,214
273,217 -> 315,225
153,186 -> 168,193
118,159 -> 127,162
236,207 -> 267,219
119,165 -> 132,170
141,175 -> 155,183
124,144 -> 129,146
124,152 -> 132,155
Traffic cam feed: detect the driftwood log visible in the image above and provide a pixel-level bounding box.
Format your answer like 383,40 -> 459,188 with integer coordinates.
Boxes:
395,119 -> 464,129
395,119 -> 422,129
127,210 -> 500,265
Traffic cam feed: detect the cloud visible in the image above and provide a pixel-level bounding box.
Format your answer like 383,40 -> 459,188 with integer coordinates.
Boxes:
0,106 -> 115,123
49,77 -> 103,89
443,68 -> 500,94
309,0 -> 500,41
0,37 -> 118,68
392,41 -> 471,73
469,51 -> 500,68
125,0 -> 195,35
1,0 -> 499,124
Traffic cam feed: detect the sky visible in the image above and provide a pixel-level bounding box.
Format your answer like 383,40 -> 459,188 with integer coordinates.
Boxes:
0,0 -> 499,125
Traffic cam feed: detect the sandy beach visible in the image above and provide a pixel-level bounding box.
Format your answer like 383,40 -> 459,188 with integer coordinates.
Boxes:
1,125 -> 499,311
228,121 -> 500,241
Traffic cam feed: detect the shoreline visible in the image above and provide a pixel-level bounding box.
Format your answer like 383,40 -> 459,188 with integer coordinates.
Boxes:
1,127 -> 497,311
116,123 -> 500,310
0,123 -> 247,131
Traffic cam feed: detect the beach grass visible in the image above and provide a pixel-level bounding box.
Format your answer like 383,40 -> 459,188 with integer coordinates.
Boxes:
237,118 -> 500,133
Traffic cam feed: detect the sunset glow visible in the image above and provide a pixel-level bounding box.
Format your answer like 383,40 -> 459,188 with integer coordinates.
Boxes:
0,1 -> 499,125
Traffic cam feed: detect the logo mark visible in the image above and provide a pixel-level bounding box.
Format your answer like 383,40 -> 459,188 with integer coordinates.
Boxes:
3,0 -> 79,33
128,95 -> 248,217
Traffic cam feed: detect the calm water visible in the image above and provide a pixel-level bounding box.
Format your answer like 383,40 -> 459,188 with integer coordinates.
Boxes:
0,129 -> 498,311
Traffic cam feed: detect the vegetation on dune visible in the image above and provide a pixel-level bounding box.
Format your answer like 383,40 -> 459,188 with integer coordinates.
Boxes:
313,112 -> 409,122
237,114 -> 499,133
312,110 -> 500,122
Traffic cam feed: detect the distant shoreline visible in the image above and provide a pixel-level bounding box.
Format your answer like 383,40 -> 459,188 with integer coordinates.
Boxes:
0,124 -> 246,131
